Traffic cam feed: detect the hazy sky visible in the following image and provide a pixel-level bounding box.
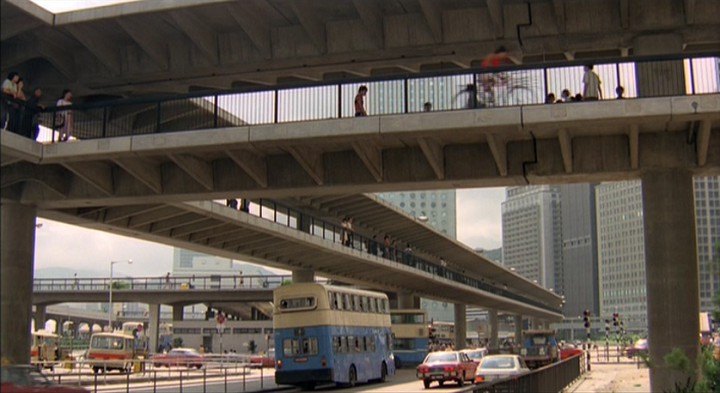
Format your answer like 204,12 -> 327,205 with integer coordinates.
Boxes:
31,0 -> 141,12
34,188 -> 506,277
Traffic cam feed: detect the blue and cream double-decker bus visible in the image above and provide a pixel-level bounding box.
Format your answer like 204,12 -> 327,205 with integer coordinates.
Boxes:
390,309 -> 429,368
274,283 -> 395,389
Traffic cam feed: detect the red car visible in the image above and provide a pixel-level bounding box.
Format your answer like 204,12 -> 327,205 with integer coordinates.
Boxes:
559,344 -> 584,360
1,365 -> 88,393
152,348 -> 204,369
416,351 -> 478,389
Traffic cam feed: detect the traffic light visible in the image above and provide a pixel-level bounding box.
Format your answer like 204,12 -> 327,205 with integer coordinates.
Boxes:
613,313 -> 619,327
583,310 -> 590,329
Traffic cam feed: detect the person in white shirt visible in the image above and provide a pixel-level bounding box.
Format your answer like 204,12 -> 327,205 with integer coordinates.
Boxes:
582,64 -> 602,101
1,72 -> 20,130
55,89 -> 74,142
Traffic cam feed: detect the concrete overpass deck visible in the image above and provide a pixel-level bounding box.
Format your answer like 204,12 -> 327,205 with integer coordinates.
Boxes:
2,94 -> 718,208
32,275 -> 277,306
39,199 -> 563,321
3,0 -> 719,98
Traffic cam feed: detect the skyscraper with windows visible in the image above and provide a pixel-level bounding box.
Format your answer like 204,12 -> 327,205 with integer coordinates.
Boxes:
595,176 -> 719,330
378,190 -> 457,321
501,186 -> 563,291
560,184 -> 600,317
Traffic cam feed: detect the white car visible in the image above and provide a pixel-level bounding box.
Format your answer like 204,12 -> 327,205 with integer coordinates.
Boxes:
474,354 -> 530,384
461,348 -> 489,363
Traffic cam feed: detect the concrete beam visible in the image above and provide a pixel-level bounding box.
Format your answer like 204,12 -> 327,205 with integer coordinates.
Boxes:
288,0 -> 327,53
352,142 -> 383,182
168,154 -> 214,191
552,0 -> 566,34
619,0 -> 629,29
62,162 -> 114,196
128,207 -> 187,229
114,157 -> 163,194
169,9 -> 219,64
558,129 -> 573,173
64,24 -> 121,74
684,0 -> 695,25
486,134 -> 507,176
629,124 -> 639,170
225,2 -> 272,58
117,17 -> 170,70
285,146 -> 324,185
696,120 -> 711,166
0,16 -> 44,41
351,0 -> 384,48
225,149 -> 268,188
454,303 -> 466,350
418,137 -> 445,180
486,0 -> 504,38
418,0 -> 443,43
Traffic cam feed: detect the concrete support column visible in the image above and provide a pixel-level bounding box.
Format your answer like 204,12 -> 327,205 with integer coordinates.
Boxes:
172,305 -> 184,321
34,305 -> 47,332
488,310 -> 499,350
397,292 -> 419,309
147,304 -> 160,354
454,303 -> 467,350
514,315 -> 523,344
642,168 -> 699,391
1,201 -> 37,364
633,34 -> 685,97
292,269 -> 315,283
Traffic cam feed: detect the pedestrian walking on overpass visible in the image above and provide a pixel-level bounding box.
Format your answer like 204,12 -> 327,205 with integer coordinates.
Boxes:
165,272 -> 172,289
354,85 -> 368,116
582,64 -> 602,101
346,217 -> 354,248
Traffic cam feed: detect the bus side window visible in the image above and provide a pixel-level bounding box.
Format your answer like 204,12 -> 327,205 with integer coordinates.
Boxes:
343,294 -> 351,310
367,336 -> 375,352
361,296 -> 368,312
335,293 -> 342,310
369,298 -> 376,313
354,337 -> 362,352
328,292 -> 335,309
348,336 -> 355,352
384,299 -> 389,313
341,336 -> 348,353
353,295 -> 360,311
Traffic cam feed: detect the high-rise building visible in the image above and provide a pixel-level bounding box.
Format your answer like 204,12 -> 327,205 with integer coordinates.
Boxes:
173,248 -> 233,275
694,176 -> 720,312
501,186 -> 563,290
378,190 -> 457,321
559,184 -> 600,317
595,176 -> 720,330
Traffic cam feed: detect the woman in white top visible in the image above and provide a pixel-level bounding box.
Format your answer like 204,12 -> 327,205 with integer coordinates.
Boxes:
56,89 -> 73,142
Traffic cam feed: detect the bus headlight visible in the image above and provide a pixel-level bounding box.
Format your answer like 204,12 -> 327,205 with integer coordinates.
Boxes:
389,353 -> 394,360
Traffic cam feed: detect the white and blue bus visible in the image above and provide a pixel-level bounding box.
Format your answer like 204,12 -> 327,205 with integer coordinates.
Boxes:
274,283 -> 395,389
390,309 -> 429,368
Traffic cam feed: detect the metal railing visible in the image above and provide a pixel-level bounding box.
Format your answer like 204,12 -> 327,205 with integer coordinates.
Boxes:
227,199 -> 561,314
33,274 -> 291,292
5,53 -> 716,142
31,357 -> 273,393
469,353 -> 585,393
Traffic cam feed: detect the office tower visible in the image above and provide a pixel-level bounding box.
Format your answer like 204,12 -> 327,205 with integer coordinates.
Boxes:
378,190 -> 457,321
559,184 -> 600,317
501,186 -> 563,290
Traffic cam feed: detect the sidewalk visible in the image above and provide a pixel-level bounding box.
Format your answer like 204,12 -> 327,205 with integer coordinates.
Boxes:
568,363 -> 649,393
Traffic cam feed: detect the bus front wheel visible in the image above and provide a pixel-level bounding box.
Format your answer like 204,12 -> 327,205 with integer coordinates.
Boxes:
380,362 -> 387,382
348,365 -> 357,387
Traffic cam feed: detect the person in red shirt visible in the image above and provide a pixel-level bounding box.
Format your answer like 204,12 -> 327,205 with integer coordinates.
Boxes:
354,85 -> 368,116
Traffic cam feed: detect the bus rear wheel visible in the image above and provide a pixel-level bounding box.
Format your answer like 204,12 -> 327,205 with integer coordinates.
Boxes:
348,365 -> 357,387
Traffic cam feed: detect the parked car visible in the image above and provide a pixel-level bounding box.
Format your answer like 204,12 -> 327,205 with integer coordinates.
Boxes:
625,339 -> 648,358
416,351 -> 477,389
461,348 -> 489,363
152,348 -> 204,369
520,330 -> 559,368
474,354 -> 531,384
1,365 -> 88,393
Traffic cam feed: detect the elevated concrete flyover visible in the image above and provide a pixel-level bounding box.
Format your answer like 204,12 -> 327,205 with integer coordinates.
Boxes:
2,0 -> 719,98
37,200 -> 564,321
2,94 -> 718,208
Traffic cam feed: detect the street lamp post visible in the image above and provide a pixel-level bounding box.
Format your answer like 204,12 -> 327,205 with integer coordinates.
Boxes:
108,259 -> 132,331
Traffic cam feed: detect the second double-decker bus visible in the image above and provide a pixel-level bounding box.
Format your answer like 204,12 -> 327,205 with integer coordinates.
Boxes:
274,283 -> 395,389
430,321 -> 456,347
390,309 -> 429,368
